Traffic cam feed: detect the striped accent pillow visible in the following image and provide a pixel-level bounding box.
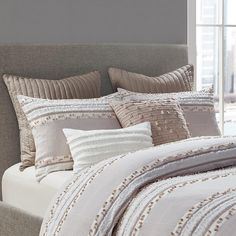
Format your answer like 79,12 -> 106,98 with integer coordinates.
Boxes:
108,65 -> 194,93
3,71 -> 101,170
17,95 -> 121,181
110,100 -> 191,145
63,122 -> 154,173
117,88 -> 221,137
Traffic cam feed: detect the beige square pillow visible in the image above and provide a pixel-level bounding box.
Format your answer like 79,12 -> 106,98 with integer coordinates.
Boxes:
110,100 -> 191,145
108,64 -> 194,93
3,72 -> 101,170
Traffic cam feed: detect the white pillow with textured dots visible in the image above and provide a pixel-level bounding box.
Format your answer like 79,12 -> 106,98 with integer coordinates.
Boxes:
63,122 -> 154,173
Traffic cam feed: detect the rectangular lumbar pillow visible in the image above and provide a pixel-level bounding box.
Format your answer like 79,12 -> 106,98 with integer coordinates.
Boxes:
110,100 -> 191,145
17,95 -> 121,181
117,88 -> 221,137
3,72 -> 101,170
63,122 -> 154,173
108,64 -> 194,93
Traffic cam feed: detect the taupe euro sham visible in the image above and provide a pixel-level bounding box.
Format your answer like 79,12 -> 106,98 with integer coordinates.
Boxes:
108,64 -> 194,92
3,72 -> 101,170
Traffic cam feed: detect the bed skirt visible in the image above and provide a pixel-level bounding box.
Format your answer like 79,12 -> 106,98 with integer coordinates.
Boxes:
0,201 -> 42,236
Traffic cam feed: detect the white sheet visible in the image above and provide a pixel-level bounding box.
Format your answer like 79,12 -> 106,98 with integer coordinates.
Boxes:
2,163 -> 73,218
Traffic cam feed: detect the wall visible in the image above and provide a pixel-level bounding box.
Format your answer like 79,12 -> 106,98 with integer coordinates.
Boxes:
0,0 -> 187,44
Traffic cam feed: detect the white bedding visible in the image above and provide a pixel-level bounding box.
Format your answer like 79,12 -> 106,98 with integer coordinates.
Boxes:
2,163 -> 72,218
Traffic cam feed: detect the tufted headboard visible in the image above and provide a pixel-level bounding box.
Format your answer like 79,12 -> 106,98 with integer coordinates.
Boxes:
0,43 -> 188,199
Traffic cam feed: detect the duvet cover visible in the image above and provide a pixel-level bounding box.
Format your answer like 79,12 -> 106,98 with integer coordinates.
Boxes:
40,136 -> 236,236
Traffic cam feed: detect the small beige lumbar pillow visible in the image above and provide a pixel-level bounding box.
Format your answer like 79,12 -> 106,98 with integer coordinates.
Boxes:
63,122 -> 154,173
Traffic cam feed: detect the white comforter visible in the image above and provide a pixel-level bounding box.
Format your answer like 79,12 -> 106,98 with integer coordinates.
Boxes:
40,136 -> 236,236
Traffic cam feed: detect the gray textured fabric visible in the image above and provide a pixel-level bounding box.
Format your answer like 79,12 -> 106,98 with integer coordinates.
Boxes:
0,43 -> 188,200
0,201 -> 42,236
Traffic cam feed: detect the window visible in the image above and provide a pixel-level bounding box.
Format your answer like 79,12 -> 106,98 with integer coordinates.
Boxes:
188,0 -> 236,135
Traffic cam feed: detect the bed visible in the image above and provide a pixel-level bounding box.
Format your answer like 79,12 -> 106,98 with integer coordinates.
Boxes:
0,43 -> 188,236
1,44 -> 236,236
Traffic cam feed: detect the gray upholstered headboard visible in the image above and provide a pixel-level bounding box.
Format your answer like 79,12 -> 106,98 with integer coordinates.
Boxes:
0,43 -> 188,199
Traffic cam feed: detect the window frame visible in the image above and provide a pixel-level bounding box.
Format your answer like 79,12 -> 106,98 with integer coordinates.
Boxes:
187,0 -> 236,134
187,0 -> 197,91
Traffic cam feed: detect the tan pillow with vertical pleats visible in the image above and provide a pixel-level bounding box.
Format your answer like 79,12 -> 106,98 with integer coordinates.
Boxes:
108,64 -> 194,93
110,100 -> 191,145
3,71 -> 101,170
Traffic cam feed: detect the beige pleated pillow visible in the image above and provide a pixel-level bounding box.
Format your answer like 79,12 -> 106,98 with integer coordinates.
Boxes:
108,64 -> 194,93
3,71 -> 101,170
110,100 -> 191,145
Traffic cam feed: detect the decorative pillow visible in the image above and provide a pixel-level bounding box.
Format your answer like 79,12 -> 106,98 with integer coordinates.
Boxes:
17,95 -> 121,181
108,64 -> 194,92
110,100 -> 190,145
63,122 -> 154,173
3,72 -> 101,170
117,88 -> 221,137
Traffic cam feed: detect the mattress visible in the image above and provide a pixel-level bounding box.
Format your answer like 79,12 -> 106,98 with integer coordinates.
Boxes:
2,163 -> 73,218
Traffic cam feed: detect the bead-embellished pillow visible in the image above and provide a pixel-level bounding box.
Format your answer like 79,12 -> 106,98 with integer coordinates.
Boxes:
110,100 -> 191,145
